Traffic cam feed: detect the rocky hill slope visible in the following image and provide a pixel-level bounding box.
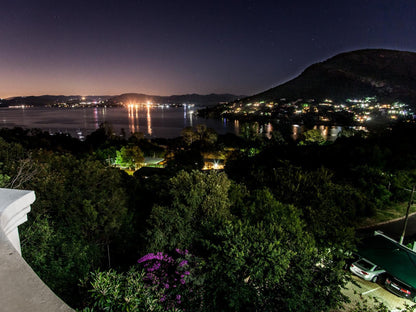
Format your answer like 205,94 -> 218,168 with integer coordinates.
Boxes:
243,49 -> 416,105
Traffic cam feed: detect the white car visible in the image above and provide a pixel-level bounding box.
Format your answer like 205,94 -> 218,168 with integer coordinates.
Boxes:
350,258 -> 385,282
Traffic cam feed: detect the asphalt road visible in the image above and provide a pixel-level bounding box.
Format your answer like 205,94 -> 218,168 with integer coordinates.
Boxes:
359,212 -> 416,245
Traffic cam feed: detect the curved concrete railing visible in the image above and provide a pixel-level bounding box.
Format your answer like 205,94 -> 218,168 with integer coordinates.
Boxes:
0,188 -> 73,311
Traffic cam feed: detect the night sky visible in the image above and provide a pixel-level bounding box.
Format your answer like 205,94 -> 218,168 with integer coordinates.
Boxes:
1,0 -> 415,98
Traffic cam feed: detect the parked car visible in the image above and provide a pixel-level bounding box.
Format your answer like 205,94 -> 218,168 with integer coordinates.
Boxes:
343,251 -> 361,270
350,258 -> 385,282
385,275 -> 416,302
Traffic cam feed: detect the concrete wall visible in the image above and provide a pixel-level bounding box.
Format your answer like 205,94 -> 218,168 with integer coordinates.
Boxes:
0,188 -> 73,312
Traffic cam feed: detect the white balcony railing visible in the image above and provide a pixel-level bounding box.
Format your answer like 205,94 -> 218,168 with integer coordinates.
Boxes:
0,188 -> 73,311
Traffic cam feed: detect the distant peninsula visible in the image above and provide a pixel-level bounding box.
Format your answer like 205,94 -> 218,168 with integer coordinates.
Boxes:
0,93 -> 244,108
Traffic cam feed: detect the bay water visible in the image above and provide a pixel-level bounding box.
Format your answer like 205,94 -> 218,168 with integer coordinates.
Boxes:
0,106 -> 344,141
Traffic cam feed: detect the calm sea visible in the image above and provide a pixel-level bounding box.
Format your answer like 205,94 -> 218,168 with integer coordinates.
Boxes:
0,106 -> 345,140
0,106 -> 238,139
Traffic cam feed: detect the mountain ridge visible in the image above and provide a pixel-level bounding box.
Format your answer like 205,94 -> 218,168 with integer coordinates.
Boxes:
0,93 -> 244,107
241,49 -> 416,105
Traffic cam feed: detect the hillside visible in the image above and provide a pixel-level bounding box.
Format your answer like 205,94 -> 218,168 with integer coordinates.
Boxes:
243,49 -> 416,105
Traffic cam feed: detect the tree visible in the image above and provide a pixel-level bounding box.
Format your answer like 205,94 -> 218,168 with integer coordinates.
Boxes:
299,129 -> 325,145
82,249 -> 204,312
85,122 -> 123,150
21,214 -> 98,305
201,189 -> 348,312
128,131 -> 145,144
20,151 -> 130,307
146,170 -> 232,251
181,125 -> 218,148
0,137 -> 38,189
165,149 -> 204,172
196,124 -> 217,146
240,122 -> 260,142
115,145 -> 144,169
181,127 -> 199,146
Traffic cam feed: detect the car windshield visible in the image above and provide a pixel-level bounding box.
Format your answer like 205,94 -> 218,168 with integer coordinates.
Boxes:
356,259 -> 374,270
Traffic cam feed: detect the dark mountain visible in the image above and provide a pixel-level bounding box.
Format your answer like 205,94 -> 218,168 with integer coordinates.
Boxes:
110,93 -> 243,107
241,49 -> 416,105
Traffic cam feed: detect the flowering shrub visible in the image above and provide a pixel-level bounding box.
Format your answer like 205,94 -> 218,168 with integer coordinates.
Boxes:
137,249 -> 199,310
82,249 -> 201,311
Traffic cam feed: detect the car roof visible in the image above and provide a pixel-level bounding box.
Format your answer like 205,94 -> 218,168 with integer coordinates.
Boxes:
358,234 -> 416,288
356,258 -> 376,266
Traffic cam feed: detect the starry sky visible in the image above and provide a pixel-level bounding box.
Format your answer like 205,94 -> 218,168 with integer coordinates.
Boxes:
1,0 -> 415,98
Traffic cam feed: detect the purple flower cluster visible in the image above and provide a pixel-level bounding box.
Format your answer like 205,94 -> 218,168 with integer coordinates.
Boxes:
137,249 -> 193,308
175,248 -> 189,255
138,252 -> 174,264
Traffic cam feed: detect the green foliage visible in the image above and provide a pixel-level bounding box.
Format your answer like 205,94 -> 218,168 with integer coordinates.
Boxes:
299,129 -> 326,145
181,126 -> 199,146
269,130 -> 287,145
337,127 -> 365,139
128,132 -> 145,143
0,137 -> 26,184
247,147 -> 260,157
81,268 -> 169,312
94,146 -> 118,165
0,137 -> 25,161
230,163 -> 358,248
228,181 -> 249,216
201,189 -> 347,312
0,170 -> 10,187
30,153 -> 129,245
21,214 -> 99,304
348,295 -> 416,312
134,138 -> 165,158
85,122 -> 120,149
19,151 -> 130,306
0,127 -> 85,154
7,123 -> 416,312
389,169 -> 416,202
170,170 -> 231,220
166,149 -> 204,172
181,125 -> 217,148
115,145 -> 144,169
347,166 -> 392,208
146,170 -> 232,251
240,122 -> 261,142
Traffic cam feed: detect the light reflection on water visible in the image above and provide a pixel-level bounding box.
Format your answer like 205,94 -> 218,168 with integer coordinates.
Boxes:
291,124 -> 343,141
292,124 -> 300,141
0,106 -> 236,138
0,107 -> 361,140
147,105 -> 152,136
312,125 -> 343,141
234,120 -> 240,135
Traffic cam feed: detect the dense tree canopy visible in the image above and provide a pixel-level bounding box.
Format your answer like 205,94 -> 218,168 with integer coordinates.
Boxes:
14,151 -> 131,304
146,170 -> 232,252
2,123 -> 416,310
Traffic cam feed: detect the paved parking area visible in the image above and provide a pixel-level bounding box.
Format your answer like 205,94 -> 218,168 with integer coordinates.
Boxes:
335,275 -> 415,311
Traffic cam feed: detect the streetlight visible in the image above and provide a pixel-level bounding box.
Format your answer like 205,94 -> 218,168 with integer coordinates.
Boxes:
399,185 -> 415,245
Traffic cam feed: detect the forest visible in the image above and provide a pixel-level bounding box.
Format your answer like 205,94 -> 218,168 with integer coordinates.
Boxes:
1,122 -> 416,312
